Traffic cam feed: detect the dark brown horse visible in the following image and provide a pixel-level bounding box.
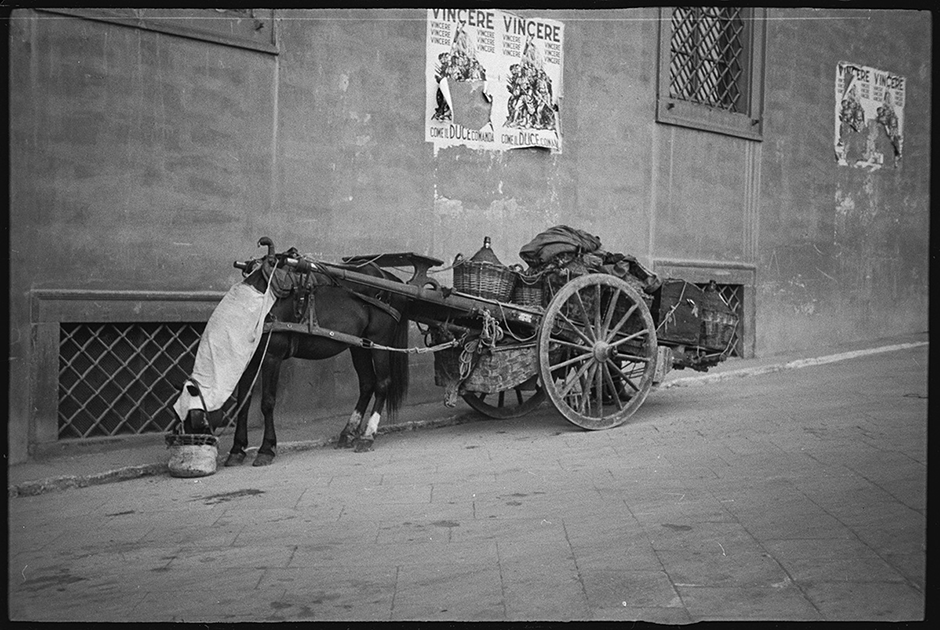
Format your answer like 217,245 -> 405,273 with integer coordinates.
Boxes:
222,252 -> 410,466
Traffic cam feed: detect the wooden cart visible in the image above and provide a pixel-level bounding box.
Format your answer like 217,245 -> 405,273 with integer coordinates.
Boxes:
253,240 -> 738,431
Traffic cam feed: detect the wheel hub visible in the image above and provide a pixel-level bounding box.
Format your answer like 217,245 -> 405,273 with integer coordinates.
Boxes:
592,341 -> 613,362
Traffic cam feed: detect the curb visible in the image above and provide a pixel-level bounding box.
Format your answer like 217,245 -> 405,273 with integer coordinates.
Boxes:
10,463 -> 168,498
658,341 -> 928,389
8,412 -> 473,498
8,340 -> 928,498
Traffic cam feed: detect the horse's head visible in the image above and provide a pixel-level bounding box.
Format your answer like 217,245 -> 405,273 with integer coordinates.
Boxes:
235,241 -> 307,324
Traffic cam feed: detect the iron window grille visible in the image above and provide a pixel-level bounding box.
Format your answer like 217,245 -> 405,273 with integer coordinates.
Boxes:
58,322 -> 238,440
669,7 -> 745,112
657,7 -> 765,140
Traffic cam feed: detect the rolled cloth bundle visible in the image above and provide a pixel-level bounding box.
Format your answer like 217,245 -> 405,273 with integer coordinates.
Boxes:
518,225 -> 603,267
519,225 -> 661,293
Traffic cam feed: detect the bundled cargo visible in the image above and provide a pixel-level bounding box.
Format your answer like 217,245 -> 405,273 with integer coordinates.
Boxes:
654,279 -> 738,357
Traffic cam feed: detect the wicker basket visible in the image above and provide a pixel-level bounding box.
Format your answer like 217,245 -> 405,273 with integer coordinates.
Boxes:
511,270 -> 544,308
454,260 -> 516,302
702,309 -> 738,351
165,433 -> 219,478
434,343 -> 538,394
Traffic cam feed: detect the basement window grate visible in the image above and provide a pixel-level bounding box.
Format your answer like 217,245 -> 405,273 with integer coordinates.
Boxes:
58,322 -> 237,440
696,282 -> 744,357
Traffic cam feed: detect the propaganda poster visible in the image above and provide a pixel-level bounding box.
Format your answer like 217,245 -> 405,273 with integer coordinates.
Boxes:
835,61 -> 904,170
425,8 -> 564,153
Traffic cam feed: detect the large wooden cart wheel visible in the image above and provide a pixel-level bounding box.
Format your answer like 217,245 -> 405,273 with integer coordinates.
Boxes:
462,381 -> 546,419
538,273 -> 658,430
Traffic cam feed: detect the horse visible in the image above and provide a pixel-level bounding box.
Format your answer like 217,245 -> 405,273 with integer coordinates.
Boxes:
221,252 -> 411,466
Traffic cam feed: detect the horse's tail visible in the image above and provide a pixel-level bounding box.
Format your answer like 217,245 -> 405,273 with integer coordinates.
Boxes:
383,271 -> 411,421
384,312 -> 410,421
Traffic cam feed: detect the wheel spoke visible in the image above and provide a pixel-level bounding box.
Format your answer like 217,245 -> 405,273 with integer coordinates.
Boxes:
549,349 -> 594,372
583,361 -> 599,416
605,302 -> 638,342
602,363 -> 625,411
515,388 -> 524,405
612,351 -> 652,364
497,391 -> 505,408
573,291 -> 599,341
594,289 -> 603,338
558,311 -> 595,346
610,329 -> 649,348
594,361 -> 604,418
601,288 -> 621,339
607,358 -> 640,392
553,337 -> 592,353
578,366 -> 593,414
560,359 -> 594,398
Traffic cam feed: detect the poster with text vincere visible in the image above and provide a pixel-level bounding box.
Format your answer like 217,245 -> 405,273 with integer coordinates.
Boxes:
425,9 -> 564,153
834,61 -> 904,171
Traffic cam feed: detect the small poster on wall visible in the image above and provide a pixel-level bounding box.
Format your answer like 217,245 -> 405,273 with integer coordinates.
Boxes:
425,8 -> 564,153
834,61 -> 904,170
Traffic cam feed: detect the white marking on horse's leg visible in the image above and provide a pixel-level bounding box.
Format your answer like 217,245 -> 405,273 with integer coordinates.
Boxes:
345,411 -> 363,430
362,412 -> 381,438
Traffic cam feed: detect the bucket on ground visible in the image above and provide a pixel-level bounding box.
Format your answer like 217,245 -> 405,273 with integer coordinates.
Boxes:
165,433 -> 220,477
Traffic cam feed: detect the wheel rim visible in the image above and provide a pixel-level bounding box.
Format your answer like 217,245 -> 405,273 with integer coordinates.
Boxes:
538,274 -> 657,430
462,382 -> 546,419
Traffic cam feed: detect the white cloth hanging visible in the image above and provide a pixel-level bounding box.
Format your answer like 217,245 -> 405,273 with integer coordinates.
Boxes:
172,280 -> 276,421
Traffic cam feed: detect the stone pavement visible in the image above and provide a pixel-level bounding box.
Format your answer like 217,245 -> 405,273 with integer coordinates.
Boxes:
7,333 -> 928,622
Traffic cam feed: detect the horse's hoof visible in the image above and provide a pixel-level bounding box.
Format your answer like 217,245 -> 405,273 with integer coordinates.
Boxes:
253,452 -> 275,466
353,437 -> 374,453
335,434 -> 357,449
224,452 -> 246,467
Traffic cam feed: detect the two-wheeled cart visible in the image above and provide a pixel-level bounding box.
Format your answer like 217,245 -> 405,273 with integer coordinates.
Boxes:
254,238 -> 738,431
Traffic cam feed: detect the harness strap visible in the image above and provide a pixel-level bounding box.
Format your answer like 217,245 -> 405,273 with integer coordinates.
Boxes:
302,266 -> 402,323
348,290 -> 402,322
262,320 -> 460,354
303,274 -> 320,332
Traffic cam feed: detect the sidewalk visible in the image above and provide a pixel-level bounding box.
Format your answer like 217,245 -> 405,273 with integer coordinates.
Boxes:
7,331 -> 929,498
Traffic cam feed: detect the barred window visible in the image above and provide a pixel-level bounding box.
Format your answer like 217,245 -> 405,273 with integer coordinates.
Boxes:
657,7 -> 765,140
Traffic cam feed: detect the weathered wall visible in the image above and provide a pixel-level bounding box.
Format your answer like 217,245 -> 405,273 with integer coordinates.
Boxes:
9,11 -> 280,463
8,8 -> 930,463
757,8 -> 930,351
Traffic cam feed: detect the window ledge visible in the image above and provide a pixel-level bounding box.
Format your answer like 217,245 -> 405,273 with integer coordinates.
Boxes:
657,97 -> 763,141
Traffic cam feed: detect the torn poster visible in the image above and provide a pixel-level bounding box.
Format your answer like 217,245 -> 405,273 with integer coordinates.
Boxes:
834,61 -> 905,171
425,8 -> 564,153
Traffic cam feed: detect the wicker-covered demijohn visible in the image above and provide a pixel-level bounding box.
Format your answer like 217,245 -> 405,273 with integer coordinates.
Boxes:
453,236 -> 516,302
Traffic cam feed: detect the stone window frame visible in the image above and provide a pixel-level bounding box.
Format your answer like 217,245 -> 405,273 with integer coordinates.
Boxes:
652,260 -> 757,359
29,290 -> 224,449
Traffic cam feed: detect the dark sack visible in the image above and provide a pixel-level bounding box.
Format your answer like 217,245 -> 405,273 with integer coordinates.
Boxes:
519,225 -> 602,267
